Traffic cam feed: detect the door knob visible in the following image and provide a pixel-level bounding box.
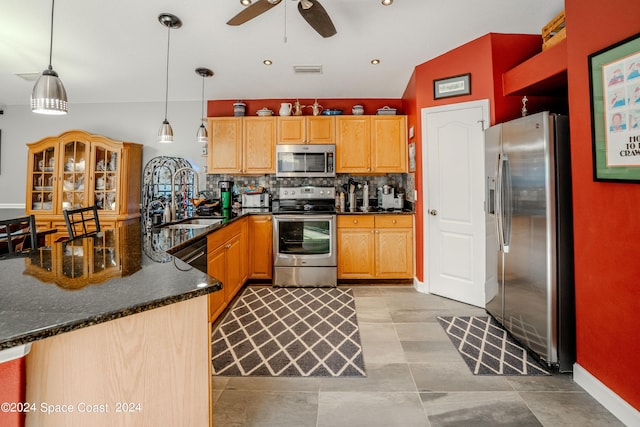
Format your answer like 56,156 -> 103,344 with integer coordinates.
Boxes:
429,209 -> 438,216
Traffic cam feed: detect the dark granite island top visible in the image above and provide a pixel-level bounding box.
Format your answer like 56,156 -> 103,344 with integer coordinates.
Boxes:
0,221 -> 222,351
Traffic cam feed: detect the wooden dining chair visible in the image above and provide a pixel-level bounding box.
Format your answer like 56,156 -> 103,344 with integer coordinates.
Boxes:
63,206 -> 101,239
0,215 -> 38,257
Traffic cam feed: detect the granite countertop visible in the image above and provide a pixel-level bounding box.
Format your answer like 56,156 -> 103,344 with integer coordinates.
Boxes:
0,221 -> 222,351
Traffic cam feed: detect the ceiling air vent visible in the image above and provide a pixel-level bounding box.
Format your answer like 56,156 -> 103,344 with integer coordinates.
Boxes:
293,65 -> 323,74
15,72 -> 41,82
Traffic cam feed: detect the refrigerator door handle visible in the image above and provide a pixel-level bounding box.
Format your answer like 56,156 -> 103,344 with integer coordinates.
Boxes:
502,154 -> 513,253
497,154 -> 512,253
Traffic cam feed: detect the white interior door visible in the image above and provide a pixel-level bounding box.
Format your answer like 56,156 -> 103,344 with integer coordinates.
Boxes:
422,100 -> 488,307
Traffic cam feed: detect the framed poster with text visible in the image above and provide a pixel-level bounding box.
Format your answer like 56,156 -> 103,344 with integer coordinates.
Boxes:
589,32 -> 640,182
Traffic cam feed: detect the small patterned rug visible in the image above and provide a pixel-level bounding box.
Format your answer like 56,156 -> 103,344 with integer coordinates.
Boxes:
437,316 -> 550,376
212,287 -> 366,377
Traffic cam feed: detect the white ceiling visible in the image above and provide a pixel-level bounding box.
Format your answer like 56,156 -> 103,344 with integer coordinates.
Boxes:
0,0 -> 564,107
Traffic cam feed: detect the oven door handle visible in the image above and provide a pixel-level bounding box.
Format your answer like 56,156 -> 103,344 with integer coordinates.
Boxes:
273,214 -> 335,221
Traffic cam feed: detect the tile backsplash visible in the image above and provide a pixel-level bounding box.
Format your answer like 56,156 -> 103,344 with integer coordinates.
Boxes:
205,173 -> 412,200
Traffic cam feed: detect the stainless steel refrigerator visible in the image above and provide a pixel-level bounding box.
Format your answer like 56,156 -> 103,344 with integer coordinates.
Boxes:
484,111 -> 575,372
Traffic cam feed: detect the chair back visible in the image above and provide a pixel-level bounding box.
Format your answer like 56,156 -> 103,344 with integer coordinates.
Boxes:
63,206 -> 101,239
0,215 -> 37,257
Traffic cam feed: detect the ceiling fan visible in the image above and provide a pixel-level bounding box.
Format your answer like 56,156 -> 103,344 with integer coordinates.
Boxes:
227,0 -> 337,38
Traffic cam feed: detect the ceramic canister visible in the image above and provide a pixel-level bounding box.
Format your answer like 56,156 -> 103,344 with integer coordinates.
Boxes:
352,105 -> 364,115
233,102 -> 246,117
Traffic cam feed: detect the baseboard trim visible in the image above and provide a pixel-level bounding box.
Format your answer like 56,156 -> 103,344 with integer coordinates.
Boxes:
414,277 -> 428,294
573,363 -> 640,426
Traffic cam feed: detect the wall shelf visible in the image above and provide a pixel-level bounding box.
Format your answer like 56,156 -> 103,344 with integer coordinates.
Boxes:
503,38 -> 568,96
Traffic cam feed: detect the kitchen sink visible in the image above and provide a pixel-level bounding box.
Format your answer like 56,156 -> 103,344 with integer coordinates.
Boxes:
162,217 -> 224,230
179,217 -> 224,225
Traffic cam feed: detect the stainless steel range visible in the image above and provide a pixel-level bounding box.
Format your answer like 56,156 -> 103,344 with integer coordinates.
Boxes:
272,186 -> 337,287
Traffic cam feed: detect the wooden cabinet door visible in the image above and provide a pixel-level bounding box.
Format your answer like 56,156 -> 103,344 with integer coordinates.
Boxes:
91,139 -> 121,215
208,117 -> 243,174
306,116 -> 335,144
207,245 -> 227,322
249,215 -> 273,279
336,116 -> 371,173
277,117 -> 305,144
337,215 -> 375,278
375,215 -> 413,278
243,117 -> 276,174
224,234 -> 244,302
371,116 -> 407,173
58,135 -> 91,213
26,139 -> 59,215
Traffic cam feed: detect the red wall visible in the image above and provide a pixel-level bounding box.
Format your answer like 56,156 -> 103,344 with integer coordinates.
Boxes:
565,0 -> 640,409
0,357 -> 26,427
401,33 -> 544,281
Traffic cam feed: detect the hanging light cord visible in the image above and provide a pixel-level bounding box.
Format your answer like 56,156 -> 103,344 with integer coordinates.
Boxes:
200,74 -> 205,122
48,0 -> 55,69
164,22 -> 171,121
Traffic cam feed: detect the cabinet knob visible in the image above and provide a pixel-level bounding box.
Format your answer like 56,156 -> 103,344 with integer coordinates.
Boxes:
353,219 -> 358,224
392,219 -> 397,224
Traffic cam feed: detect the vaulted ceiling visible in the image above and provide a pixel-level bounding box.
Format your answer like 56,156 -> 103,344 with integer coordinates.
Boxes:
0,0 -> 564,107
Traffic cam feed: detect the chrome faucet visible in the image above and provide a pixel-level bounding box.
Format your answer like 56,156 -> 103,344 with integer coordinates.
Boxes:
170,167 -> 199,222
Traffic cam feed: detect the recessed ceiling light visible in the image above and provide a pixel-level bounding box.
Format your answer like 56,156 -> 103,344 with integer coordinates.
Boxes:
381,0 -> 393,5
263,59 -> 273,65
240,0 -> 252,5
371,59 -> 381,65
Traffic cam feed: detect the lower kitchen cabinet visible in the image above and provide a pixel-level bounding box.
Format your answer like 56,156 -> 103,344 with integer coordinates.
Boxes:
338,214 -> 414,279
337,216 -> 375,278
248,215 -> 273,279
207,218 -> 247,322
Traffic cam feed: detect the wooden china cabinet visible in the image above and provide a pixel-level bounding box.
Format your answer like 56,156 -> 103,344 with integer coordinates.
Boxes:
26,130 -> 142,242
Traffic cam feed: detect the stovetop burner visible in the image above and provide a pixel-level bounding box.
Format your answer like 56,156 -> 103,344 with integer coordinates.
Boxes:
274,186 -> 336,215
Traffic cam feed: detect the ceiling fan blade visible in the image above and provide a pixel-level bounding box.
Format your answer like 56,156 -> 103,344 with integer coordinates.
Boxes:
227,0 -> 282,26
297,0 -> 337,38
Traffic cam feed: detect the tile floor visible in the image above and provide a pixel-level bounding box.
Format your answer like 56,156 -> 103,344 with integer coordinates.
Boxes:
212,286 -> 623,427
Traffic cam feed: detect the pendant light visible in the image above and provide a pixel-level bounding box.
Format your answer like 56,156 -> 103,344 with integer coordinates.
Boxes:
195,67 -> 214,149
157,13 -> 182,143
31,0 -> 68,115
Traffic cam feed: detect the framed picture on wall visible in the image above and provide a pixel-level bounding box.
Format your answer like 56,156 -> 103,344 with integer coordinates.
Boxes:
408,141 -> 416,172
433,73 -> 471,99
589,32 -> 640,182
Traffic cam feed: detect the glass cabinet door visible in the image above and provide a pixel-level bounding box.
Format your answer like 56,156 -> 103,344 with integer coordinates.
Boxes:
60,140 -> 89,211
29,144 -> 57,213
92,144 -> 120,213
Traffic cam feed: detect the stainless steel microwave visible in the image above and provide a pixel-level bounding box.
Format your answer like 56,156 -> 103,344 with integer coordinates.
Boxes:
276,144 -> 335,178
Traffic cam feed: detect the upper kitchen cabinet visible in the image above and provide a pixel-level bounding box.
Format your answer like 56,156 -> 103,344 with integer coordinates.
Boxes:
207,117 -> 276,174
277,116 -> 335,144
26,130 -> 142,238
207,117 -> 242,173
336,115 -> 407,174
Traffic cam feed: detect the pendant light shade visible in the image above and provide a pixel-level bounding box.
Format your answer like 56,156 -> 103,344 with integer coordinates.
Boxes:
195,67 -> 214,145
157,13 -> 182,143
32,0 -> 68,115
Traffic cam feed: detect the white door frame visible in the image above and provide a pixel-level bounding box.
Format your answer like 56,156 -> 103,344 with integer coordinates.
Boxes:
416,99 -> 490,297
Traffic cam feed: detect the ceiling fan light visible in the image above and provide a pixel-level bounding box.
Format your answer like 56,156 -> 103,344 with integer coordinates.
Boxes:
158,119 -> 174,143
31,67 -> 68,114
240,0 -> 252,5
300,0 -> 313,10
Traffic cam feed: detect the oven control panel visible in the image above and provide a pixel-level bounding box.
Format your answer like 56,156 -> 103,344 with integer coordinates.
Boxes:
278,186 -> 335,200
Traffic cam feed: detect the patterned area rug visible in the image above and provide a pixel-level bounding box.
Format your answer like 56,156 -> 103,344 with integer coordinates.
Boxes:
212,287 -> 366,377
437,316 -> 550,376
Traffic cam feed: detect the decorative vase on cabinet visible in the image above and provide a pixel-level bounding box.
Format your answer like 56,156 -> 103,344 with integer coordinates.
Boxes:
26,130 -> 143,241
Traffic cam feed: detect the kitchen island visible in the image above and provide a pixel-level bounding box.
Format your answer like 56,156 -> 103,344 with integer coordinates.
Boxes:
0,222 -> 221,426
